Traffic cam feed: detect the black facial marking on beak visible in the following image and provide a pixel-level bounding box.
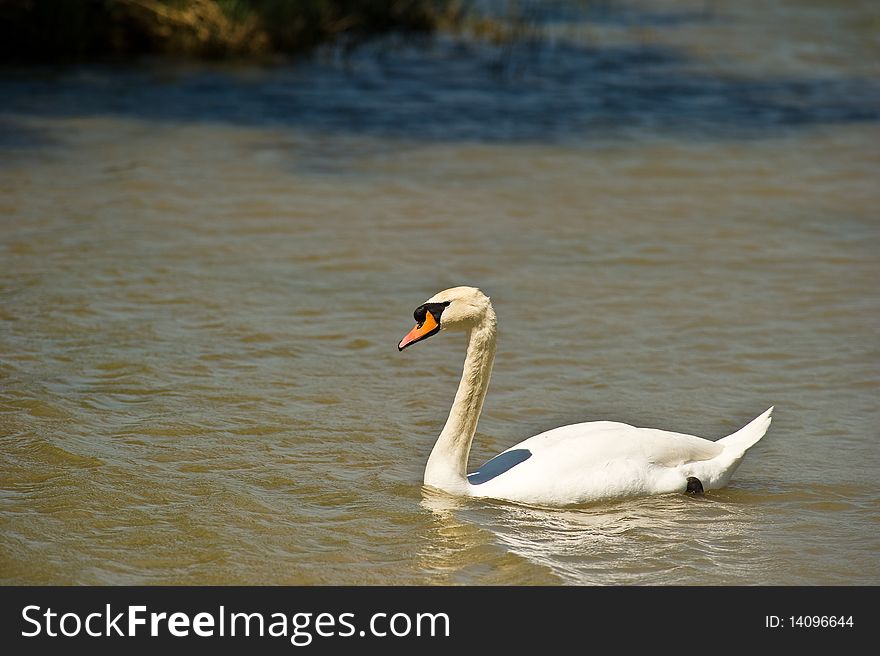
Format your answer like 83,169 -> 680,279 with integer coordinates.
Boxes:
413,301 -> 450,327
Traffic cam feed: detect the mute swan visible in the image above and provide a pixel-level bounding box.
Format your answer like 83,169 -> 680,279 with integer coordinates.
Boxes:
398,286 -> 773,506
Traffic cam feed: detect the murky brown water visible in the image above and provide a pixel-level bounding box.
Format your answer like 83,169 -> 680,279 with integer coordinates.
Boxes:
2,0 -> 879,585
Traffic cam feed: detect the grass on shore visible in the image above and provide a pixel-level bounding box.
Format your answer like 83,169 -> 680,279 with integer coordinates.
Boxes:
0,0 -> 469,62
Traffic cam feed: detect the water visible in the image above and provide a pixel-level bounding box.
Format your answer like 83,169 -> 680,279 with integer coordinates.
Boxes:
1,0 -> 879,585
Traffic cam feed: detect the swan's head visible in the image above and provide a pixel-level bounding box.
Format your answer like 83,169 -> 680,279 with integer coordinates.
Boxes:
398,286 -> 492,351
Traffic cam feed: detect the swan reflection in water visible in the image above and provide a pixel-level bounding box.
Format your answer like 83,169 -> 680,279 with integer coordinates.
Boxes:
418,487 -> 772,585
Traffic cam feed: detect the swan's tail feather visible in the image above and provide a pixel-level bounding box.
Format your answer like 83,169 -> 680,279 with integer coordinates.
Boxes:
717,406 -> 773,454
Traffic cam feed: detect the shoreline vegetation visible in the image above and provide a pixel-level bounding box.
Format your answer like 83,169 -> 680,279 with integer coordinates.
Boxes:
0,0 -> 538,63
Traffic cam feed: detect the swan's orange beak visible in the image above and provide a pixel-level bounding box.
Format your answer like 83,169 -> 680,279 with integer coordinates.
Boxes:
398,312 -> 440,351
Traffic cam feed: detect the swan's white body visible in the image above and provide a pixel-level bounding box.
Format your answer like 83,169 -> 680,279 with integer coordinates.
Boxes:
399,287 -> 773,507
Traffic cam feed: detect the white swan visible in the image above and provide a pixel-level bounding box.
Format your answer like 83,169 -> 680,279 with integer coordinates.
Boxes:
398,286 -> 773,507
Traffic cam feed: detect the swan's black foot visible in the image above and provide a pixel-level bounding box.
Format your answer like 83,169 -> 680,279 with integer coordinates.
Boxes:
685,477 -> 704,496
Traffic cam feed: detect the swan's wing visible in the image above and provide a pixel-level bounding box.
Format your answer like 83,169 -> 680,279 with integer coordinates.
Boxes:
631,427 -> 723,466
468,421 -> 726,504
508,421 -> 723,467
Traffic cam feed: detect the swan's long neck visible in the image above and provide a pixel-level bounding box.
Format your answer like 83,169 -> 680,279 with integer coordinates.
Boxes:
424,307 -> 497,493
